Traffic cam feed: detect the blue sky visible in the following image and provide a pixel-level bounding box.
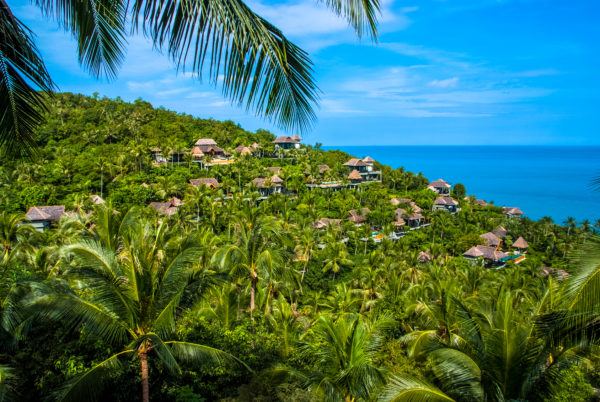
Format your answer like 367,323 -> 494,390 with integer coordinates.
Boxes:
9,0 -> 600,145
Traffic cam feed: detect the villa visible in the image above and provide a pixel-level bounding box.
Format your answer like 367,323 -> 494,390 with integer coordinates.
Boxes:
513,236 -> 529,252
503,207 -> 525,218
194,138 -> 227,158
395,208 -> 424,228
493,226 -> 508,238
348,208 -> 370,224
273,136 -> 301,150
463,245 -> 508,264
248,176 -> 284,197
318,164 -> 331,174
149,197 -> 183,216
25,205 -> 66,231
480,232 -> 502,247
150,147 -> 167,165
190,178 -> 220,189
428,179 -> 451,195
348,169 -> 363,185
312,218 -> 341,230
267,167 -> 282,174
433,196 -> 459,213
234,145 -> 253,156
343,158 -> 382,182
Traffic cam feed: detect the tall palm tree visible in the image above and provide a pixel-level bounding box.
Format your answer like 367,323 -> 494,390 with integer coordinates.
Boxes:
0,212 -> 35,265
279,314 -> 391,401
2,0 -> 381,156
28,215 -> 241,402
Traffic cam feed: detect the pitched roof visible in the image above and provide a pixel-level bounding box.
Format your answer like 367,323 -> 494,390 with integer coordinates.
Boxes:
430,179 -> 451,188
149,197 -> 182,216
234,145 -> 252,155
463,245 -> 508,261
395,208 -> 423,221
418,251 -> 433,263
480,232 -> 501,247
250,177 -> 267,188
312,218 -> 341,229
251,142 -> 261,149
434,196 -> 458,206
513,236 -> 529,249
348,169 -> 362,180
391,198 -> 412,205
318,164 -> 331,173
291,134 -> 301,141
196,144 -> 225,154
270,175 -> 283,184
348,208 -> 370,223
90,195 -> 105,204
343,158 -> 368,167
273,136 -> 298,144
362,156 -> 375,163
492,226 -> 508,238
25,205 -> 66,222
503,206 -> 524,216
190,178 -> 220,188
190,146 -> 205,157
267,167 -> 282,174
195,138 -> 217,146
474,199 -> 488,207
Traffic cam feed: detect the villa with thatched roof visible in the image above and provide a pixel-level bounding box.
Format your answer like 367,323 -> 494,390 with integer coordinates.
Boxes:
433,196 -> 459,213
267,167 -> 282,174
312,218 -> 341,230
318,164 -> 331,174
348,169 -> 363,184
343,158 -> 382,182
362,156 -> 375,165
428,179 -> 451,195
343,158 -> 368,171
149,197 -> 182,216
273,136 -> 300,150
248,176 -> 284,196
513,236 -> 529,251
503,206 -> 525,218
463,245 -> 508,263
480,232 -> 502,247
234,145 -> 252,156
348,208 -> 370,224
492,226 -> 508,238
190,178 -> 220,189
25,205 -> 66,231
395,208 -> 424,228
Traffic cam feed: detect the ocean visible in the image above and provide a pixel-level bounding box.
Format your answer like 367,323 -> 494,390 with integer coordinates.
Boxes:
323,146 -> 600,224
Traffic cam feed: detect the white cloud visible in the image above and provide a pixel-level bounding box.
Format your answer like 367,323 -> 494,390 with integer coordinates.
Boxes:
156,88 -> 189,97
429,77 -> 459,88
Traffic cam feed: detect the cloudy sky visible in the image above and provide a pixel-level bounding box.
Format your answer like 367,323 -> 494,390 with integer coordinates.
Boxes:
9,0 -> 599,145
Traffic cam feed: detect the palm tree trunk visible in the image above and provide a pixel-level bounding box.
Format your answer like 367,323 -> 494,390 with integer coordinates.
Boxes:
250,279 -> 256,320
139,349 -> 150,402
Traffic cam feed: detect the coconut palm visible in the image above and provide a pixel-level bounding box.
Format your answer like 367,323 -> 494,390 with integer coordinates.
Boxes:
27,214 -> 241,402
322,240 -> 353,280
2,0 -> 381,156
0,212 -> 35,265
381,292 -> 584,402
281,314 -> 391,401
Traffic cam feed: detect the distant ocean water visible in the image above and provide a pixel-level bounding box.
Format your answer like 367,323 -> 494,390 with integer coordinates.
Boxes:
323,146 -> 600,223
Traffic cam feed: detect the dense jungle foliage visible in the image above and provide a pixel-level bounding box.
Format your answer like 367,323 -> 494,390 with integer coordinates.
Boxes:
0,93 -> 598,401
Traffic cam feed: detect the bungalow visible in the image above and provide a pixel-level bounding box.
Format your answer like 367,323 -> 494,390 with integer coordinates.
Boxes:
362,156 -> 375,166
348,169 -> 363,186
194,138 -> 226,157
267,167 -> 282,175
90,194 -> 105,204
348,208 -> 370,225
150,147 -> 167,164
343,158 -> 382,182
492,226 -> 508,239
513,236 -> 529,252
480,232 -> 501,247
318,164 -> 331,174
190,146 -> 205,161
428,179 -> 451,195
273,136 -> 300,150
395,208 -> 424,228
463,245 -> 508,265
149,197 -> 183,216
25,205 -> 66,231
503,207 -> 525,218
391,198 -> 422,213
312,218 -> 341,230
433,196 -> 459,213
234,145 -> 252,156
189,178 -> 220,189
248,176 -> 283,197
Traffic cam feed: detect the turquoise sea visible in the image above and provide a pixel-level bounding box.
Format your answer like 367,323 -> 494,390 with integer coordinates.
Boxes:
324,146 -> 600,224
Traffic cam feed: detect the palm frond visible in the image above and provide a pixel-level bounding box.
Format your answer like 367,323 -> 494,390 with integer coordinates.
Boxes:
379,375 -> 456,402
166,340 -> 250,371
320,0 -> 380,39
53,349 -> 132,402
34,0 -> 127,79
0,0 -> 54,156
0,365 -> 16,402
132,0 -> 319,133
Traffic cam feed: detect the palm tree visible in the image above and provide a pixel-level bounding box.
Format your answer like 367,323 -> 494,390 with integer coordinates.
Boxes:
280,314 -> 391,401
381,292 -> 583,402
28,215 -> 241,402
214,215 -> 284,320
322,240 -> 353,280
2,0 -> 381,156
0,212 -> 35,265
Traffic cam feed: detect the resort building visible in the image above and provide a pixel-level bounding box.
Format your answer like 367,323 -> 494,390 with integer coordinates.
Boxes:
150,147 -> 167,165
189,178 -> 220,189
272,136 -> 301,150
463,245 -> 508,265
233,145 -> 253,156
343,158 -> 382,182
428,179 -> 451,195
503,207 -> 525,218
149,197 -> 183,216
25,205 -> 66,231
318,164 -> 331,174
480,232 -> 502,247
312,218 -> 341,230
348,208 -> 370,225
492,226 -> 508,239
267,167 -> 282,174
194,138 -> 227,158
513,236 -> 529,252
190,146 -> 205,161
248,176 -> 284,197
348,169 -> 363,185
433,196 -> 459,213
394,208 -> 425,229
